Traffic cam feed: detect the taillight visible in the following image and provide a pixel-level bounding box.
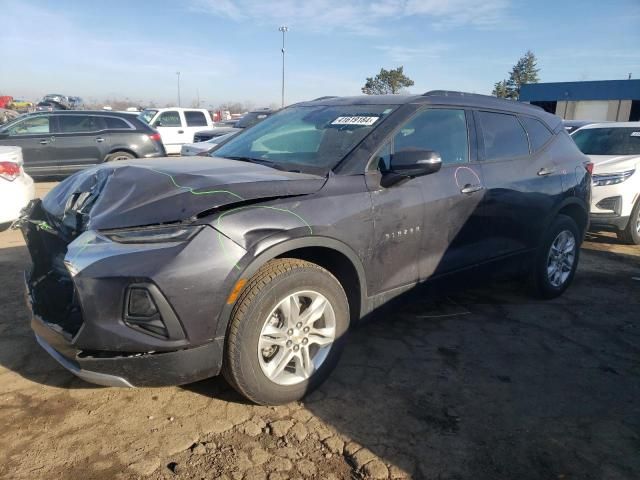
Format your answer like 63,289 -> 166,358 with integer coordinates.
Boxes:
148,133 -> 161,142
0,161 -> 20,181
584,162 -> 594,175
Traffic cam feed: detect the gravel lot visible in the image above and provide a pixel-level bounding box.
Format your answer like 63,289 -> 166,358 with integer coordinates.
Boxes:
1,182 -> 639,480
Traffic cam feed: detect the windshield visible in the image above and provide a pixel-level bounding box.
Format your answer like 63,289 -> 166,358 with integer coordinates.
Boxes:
235,111 -> 271,129
138,109 -> 158,125
212,104 -> 396,174
572,127 -> 640,155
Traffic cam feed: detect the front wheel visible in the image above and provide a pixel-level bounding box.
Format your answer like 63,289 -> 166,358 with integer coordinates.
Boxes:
528,214 -> 580,299
223,259 -> 350,405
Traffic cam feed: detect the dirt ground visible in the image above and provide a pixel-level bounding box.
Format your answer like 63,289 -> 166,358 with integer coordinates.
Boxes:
1,182 -> 639,480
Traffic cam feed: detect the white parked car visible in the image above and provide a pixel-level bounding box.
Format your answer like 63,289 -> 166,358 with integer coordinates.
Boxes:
180,131 -> 238,156
0,146 -> 36,230
572,122 -> 640,244
138,108 -> 214,155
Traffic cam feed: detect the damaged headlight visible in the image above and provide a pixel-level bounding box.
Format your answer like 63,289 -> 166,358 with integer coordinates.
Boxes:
100,224 -> 204,244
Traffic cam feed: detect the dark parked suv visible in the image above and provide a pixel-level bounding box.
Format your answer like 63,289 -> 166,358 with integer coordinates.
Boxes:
19,91 -> 591,405
0,111 -> 165,177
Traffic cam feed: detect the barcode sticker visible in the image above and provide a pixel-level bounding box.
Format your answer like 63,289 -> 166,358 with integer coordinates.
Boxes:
331,116 -> 379,126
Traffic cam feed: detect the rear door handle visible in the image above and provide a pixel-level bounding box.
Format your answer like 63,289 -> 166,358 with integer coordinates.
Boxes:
460,184 -> 484,194
538,167 -> 556,176
95,137 -> 105,143
39,139 -> 49,145
178,130 -> 184,134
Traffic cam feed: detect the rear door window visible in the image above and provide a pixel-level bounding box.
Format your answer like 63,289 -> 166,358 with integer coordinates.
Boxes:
57,115 -> 105,133
520,116 -> 553,152
7,116 -> 50,135
156,111 -> 182,127
478,111 -> 529,160
393,108 -> 469,166
185,111 -> 208,127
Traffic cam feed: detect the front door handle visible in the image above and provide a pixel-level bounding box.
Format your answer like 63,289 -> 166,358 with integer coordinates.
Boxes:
538,166 -> 556,176
39,139 -> 49,145
178,130 -> 184,134
460,184 -> 484,194
95,137 -> 105,143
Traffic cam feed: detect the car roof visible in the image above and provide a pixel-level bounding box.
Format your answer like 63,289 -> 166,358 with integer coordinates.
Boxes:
26,110 -> 138,117
141,107 -> 208,112
296,90 -> 559,127
563,120 -> 597,126
576,121 -> 640,129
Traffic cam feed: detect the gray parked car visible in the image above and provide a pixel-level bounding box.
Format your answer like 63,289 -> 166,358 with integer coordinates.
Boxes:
0,111 -> 166,177
20,91 -> 591,405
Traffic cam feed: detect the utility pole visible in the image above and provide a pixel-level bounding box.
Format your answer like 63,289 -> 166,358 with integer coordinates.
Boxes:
176,71 -> 181,107
279,26 -> 288,108
629,73 -> 632,80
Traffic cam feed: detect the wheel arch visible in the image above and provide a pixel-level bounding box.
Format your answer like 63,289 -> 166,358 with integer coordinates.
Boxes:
555,198 -> 589,239
214,236 -> 368,338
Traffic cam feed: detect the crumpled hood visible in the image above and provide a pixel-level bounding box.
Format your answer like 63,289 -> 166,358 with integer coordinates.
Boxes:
42,157 -> 326,230
589,154 -> 639,175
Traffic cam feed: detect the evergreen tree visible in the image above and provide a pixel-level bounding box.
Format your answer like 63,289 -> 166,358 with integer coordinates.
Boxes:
362,66 -> 415,95
493,51 -> 540,99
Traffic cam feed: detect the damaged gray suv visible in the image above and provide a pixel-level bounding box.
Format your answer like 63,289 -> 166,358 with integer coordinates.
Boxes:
19,92 -> 591,405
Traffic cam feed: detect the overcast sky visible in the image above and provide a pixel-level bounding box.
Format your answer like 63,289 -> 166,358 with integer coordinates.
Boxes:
1,0 -> 639,107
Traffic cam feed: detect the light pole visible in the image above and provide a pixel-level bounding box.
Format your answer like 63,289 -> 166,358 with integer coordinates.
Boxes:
176,71 -> 181,107
278,26 -> 288,108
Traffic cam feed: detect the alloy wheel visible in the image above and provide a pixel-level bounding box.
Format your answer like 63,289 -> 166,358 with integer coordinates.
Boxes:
258,290 -> 336,386
546,230 -> 576,288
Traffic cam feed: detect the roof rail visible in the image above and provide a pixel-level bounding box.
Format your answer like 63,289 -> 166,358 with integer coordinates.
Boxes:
311,96 -> 338,101
422,90 -> 494,99
423,90 -> 546,112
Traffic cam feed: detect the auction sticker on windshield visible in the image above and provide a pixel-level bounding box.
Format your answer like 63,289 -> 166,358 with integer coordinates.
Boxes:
331,116 -> 379,126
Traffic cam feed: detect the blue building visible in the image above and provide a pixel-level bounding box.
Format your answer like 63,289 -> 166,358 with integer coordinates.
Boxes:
519,79 -> 640,121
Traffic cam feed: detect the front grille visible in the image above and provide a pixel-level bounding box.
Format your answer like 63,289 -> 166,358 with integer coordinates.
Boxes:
595,196 -> 622,214
24,204 -> 84,338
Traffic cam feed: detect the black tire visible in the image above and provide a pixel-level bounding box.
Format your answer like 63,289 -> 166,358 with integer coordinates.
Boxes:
528,214 -> 581,299
617,198 -> 640,245
223,259 -> 349,405
104,150 -> 135,162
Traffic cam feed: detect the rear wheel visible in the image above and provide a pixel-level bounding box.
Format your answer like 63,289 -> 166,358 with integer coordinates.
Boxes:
617,198 -> 640,245
528,214 -> 580,299
223,259 -> 349,405
105,150 -> 135,162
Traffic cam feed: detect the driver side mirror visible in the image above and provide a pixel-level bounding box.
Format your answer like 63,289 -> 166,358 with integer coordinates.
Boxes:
382,150 -> 442,187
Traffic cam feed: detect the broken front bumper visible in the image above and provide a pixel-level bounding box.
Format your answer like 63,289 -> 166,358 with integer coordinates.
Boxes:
26,272 -> 225,387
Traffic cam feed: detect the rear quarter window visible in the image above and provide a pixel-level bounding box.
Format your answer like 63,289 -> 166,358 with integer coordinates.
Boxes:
520,116 -> 553,152
478,111 -> 529,160
104,117 -> 131,129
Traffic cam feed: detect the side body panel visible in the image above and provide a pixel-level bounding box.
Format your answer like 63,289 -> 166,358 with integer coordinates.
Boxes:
474,111 -> 564,253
